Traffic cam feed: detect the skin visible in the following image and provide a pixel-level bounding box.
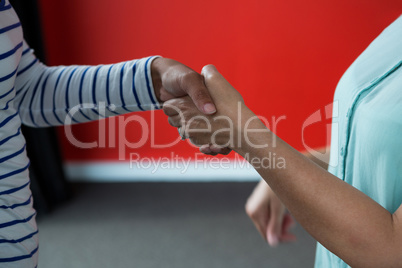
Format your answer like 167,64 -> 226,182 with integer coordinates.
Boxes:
151,57 -> 216,114
245,179 -> 296,246
163,65 -> 402,268
245,146 -> 330,246
151,57 -> 230,155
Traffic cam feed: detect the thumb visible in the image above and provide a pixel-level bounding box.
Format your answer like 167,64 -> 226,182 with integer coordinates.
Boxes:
201,64 -> 225,85
201,64 -> 219,77
201,64 -> 243,104
266,205 -> 284,247
179,71 -> 216,115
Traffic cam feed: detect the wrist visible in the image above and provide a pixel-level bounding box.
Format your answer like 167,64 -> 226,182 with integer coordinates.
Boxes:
232,104 -> 271,155
151,57 -> 163,102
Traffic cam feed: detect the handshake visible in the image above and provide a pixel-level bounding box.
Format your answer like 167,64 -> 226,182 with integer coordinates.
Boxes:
152,58 -> 295,247
156,62 -> 271,157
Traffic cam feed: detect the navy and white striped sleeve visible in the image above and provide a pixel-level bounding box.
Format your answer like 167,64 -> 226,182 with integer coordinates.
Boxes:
13,41 -> 161,127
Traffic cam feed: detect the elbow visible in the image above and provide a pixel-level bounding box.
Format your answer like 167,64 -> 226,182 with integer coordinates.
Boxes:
343,231 -> 402,267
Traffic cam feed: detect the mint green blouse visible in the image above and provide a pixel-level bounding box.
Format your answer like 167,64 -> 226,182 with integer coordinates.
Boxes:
315,16 -> 402,267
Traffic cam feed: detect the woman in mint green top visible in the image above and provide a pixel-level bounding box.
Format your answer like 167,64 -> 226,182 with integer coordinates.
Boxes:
245,16 -> 402,267
163,15 -> 402,267
316,15 -> 402,267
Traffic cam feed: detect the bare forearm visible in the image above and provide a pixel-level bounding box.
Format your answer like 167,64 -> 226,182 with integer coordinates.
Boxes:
236,117 -> 399,267
303,145 -> 330,170
163,65 -> 401,266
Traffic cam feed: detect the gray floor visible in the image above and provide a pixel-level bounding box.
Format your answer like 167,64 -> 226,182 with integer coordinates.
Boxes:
37,182 -> 316,268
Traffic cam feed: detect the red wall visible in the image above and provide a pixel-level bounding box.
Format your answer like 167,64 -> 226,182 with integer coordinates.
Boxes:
38,0 -> 402,162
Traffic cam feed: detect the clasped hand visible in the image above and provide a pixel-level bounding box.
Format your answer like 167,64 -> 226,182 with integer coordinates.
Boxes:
163,65 -> 270,155
162,65 -> 295,247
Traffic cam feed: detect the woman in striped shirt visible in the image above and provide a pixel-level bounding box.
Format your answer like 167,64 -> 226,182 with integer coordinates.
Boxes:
0,0 -> 217,266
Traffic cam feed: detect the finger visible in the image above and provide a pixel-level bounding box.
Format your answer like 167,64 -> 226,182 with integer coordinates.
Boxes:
209,144 -> 223,153
266,204 -> 284,247
201,64 -> 221,79
245,205 -> 269,241
201,64 -> 230,88
180,72 -> 216,115
168,115 -> 182,128
178,126 -> 187,140
200,144 -> 212,154
282,213 -> 296,233
202,151 -> 218,156
162,101 -> 181,116
200,145 -> 221,156
252,215 -> 269,241
216,147 -> 232,155
158,86 -> 176,101
279,214 -> 297,242
209,144 -> 232,155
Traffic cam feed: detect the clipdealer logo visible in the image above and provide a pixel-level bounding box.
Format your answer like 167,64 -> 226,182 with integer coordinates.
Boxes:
129,152 -> 286,174
63,101 -> 338,168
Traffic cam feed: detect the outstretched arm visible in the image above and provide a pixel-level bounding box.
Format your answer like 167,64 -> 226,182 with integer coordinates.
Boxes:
14,41 -> 216,127
163,65 -> 402,268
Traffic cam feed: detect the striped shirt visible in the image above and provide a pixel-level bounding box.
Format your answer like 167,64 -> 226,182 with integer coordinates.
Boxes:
0,1 -> 159,266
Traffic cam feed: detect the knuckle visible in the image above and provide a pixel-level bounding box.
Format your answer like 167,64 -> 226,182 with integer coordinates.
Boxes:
163,107 -> 174,116
245,203 -> 257,218
167,117 -> 177,127
180,71 -> 202,88
201,64 -> 215,76
183,70 -> 202,81
180,72 -> 210,101
203,70 -> 219,82
162,99 -> 176,107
